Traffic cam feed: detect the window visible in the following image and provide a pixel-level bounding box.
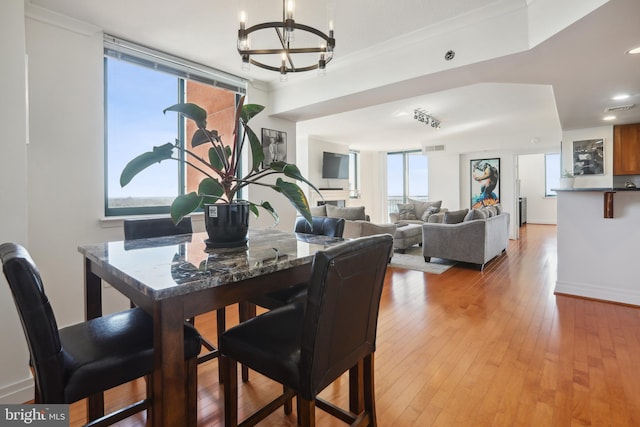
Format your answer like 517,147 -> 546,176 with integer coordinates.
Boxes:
387,150 -> 428,215
545,153 -> 561,196
348,150 -> 360,198
104,36 -> 246,216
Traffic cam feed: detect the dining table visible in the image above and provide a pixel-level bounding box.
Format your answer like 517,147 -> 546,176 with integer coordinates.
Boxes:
78,227 -> 346,427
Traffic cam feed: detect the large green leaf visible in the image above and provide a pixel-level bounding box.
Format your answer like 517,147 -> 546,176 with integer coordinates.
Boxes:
258,201 -> 278,225
120,142 -> 175,187
209,147 -> 225,170
245,201 -> 279,225
274,178 -> 312,224
245,125 -> 264,172
164,103 -> 207,129
269,162 -> 322,197
248,202 -> 259,218
198,178 -> 224,198
241,104 -> 266,124
170,192 -> 203,224
192,129 -> 219,148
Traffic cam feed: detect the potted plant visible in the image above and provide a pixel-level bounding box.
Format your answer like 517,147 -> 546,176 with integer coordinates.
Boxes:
120,95 -> 319,247
559,169 -> 574,189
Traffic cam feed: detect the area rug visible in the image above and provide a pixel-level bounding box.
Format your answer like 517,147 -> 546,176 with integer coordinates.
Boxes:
388,247 -> 456,274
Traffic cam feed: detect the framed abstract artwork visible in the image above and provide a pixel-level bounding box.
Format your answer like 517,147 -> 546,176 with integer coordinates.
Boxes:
470,158 -> 500,209
572,138 -> 604,175
261,128 -> 287,167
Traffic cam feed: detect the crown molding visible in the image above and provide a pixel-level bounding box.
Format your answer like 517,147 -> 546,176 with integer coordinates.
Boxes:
26,2 -> 101,37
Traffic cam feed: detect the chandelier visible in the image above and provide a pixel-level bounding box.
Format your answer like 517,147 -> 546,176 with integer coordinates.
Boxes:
414,109 -> 441,129
237,0 -> 335,80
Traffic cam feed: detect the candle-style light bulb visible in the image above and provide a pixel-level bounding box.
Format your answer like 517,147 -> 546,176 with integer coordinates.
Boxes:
238,10 -> 248,51
286,0 -> 295,19
284,0 -> 295,42
318,44 -> 327,76
327,3 -> 335,41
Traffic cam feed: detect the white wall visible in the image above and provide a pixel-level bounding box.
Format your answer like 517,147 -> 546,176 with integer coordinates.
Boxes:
26,12 -> 119,329
426,151 -> 461,210
519,153 -> 557,224
358,151 -> 384,223
561,126 -> 613,188
0,0 -> 32,404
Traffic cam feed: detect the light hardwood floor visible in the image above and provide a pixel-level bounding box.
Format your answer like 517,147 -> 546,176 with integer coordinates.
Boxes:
69,224 -> 640,426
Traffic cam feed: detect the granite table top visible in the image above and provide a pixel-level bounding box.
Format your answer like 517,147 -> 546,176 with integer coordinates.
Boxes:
78,228 -> 345,300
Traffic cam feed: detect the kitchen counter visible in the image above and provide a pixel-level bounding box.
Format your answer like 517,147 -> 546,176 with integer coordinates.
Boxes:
553,187 -> 640,192
555,189 -> 640,306
551,187 -> 640,218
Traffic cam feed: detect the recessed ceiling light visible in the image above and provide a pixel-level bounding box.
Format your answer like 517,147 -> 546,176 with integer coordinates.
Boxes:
613,94 -> 630,100
626,46 -> 640,55
603,115 -> 617,121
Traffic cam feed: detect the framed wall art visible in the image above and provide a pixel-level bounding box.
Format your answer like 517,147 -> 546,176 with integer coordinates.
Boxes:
572,138 -> 604,175
470,158 -> 500,209
261,128 -> 287,167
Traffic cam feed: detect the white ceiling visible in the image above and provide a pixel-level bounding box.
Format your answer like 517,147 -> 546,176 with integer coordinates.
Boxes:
28,0 -> 640,153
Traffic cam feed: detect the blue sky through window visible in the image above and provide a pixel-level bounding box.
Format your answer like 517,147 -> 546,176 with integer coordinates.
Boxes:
106,58 -> 179,200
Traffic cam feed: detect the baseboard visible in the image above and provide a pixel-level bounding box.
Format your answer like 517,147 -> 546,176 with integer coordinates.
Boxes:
0,378 -> 34,404
523,219 -> 557,225
555,280 -> 640,307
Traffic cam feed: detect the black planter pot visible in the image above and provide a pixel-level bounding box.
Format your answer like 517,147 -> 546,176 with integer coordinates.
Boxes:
204,203 -> 249,248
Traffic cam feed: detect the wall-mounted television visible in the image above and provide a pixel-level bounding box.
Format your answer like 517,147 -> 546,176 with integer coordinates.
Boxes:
322,151 -> 349,179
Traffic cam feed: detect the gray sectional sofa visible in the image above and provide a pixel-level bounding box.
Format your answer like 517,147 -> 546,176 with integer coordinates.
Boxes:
422,209 -> 509,270
310,205 -> 397,239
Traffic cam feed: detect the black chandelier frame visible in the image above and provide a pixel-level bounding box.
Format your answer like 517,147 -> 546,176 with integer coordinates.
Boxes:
237,1 -> 335,74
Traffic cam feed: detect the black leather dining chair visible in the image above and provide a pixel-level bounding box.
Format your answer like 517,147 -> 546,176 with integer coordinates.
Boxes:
248,215 -> 345,310
237,215 -> 345,381
293,215 -> 346,238
0,243 -> 202,427
123,216 -> 225,367
221,234 -> 393,427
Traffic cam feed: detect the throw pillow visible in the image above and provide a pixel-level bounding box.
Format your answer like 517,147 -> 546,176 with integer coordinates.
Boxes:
397,203 -> 417,220
443,209 -> 469,224
464,208 -> 487,222
326,205 -> 366,221
421,206 -> 441,222
310,205 -> 327,216
480,207 -> 494,217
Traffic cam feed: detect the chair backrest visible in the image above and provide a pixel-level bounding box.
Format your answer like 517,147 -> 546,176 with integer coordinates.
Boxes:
123,217 -> 193,240
294,216 -> 345,238
299,234 -> 393,399
0,243 -> 65,403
